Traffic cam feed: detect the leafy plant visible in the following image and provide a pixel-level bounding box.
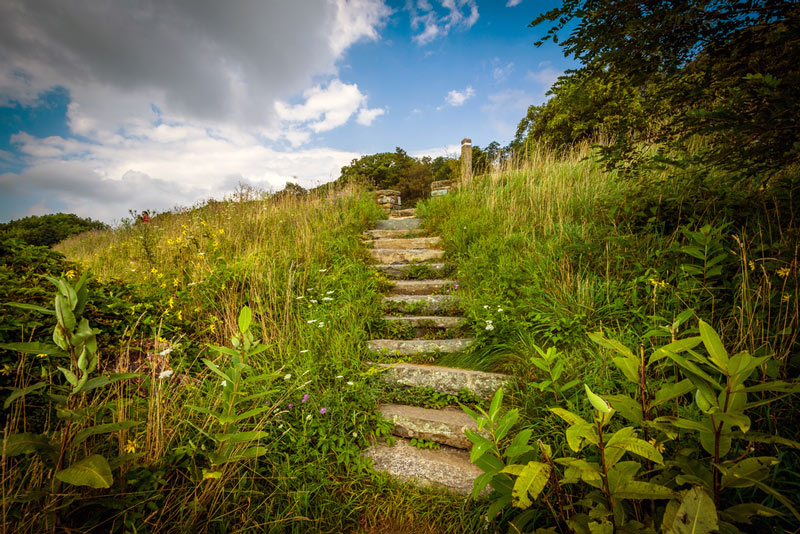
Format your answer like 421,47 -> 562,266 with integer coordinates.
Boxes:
529,344 -> 579,403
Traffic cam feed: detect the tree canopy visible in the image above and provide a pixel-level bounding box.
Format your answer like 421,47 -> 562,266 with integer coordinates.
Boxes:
0,213 -> 107,247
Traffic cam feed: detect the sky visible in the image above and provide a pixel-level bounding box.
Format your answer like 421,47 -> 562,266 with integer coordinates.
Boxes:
0,0 -> 575,224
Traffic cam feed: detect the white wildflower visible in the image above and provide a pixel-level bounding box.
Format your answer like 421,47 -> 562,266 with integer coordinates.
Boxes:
284,373 -> 292,380
318,322 -> 325,328
336,375 -> 344,379
485,324 -> 495,331
483,305 -> 489,309
497,308 -> 504,313
158,347 -> 173,356
158,369 -> 173,380
307,319 -> 317,323
319,268 -> 327,272
296,296 -> 304,300
322,297 -> 333,301
306,414 -> 313,421
326,290 -> 334,294
352,432 -> 358,438
221,380 -> 227,387
310,299 -> 318,304
300,349 -> 309,353
346,381 -> 354,386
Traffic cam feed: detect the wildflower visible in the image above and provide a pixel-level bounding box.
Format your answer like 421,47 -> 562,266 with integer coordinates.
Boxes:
777,266 -> 791,278
318,322 -> 325,328
176,237 -> 182,244
221,380 -> 227,387
158,369 -> 174,380
783,294 -> 790,303
151,267 -> 158,274
177,310 -> 183,320
218,229 -> 224,234
36,353 -> 48,359
194,306 -> 201,312
296,296 -> 305,300
306,414 -> 312,421
483,305 -> 489,309
182,224 -> 188,229
124,439 -> 138,454
157,272 -> 165,279
158,348 -> 173,356
302,394 -> 309,403
307,319 -> 317,323
0,364 -> 12,376
336,375 -> 343,379
209,323 -> 216,333
318,268 -> 327,272
497,308 -> 504,313
300,349 -> 309,353
213,240 -> 219,248
173,278 -> 179,287
648,437 -> 665,453
201,221 -> 206,226
221,283 -> 226,290
322,297 -> 333,301
168,297 -> 174,308
319,407 -> 327,414
485,323 -> 495,331
310,299 -> 318,304
182,230 -> 187,236
160,282 -> 167,289
325,290 -> 334,294
352,432 -> 358,438
157,336 -> 168,344
288,403 -> 294,409
198,252 -> 205,257
748,260 -> 755,271
167,238 -> 174,245
65,269 -> 76,280
284,373 -> 292,380
346,381 -> 354,386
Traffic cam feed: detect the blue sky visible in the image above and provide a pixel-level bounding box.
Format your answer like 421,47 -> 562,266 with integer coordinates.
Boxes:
0,0 -> 574,224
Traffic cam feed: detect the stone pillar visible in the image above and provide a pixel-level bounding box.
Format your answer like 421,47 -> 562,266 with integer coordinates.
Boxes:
460,138 -> 472,184
374,189 -> 401,213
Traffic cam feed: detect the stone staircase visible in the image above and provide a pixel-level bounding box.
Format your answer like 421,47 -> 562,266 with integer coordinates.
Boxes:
363,208 -> 509,495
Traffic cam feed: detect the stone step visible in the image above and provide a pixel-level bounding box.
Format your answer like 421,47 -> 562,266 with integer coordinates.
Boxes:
374,218 -> 422,231
389,279 -> 456,295
364,438 -> 482,495
368,237 -> 442,250
391,208 -> 416,218
378,404 -> 478,449
375,362 -> 509,399
375,263 -> 448,279
383,315 -> 466,329
365,229 -> 426,239
368,338 -> 474,355
383,294 -> 460,313
370,248 -> 445,264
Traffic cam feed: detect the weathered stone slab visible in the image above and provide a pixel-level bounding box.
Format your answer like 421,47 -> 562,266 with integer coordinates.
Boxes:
374,218 -> 422,231
391,208 -> 416,218
365,229 -> 426,239
375,362 -> 508,399
363,438 -> 483,495
375,190 -> 401,207
367,338 -> 474,355
375,263 -> 448,279
383,315 -> 466,329
383,294 -> 459,313
370,248 -> 445,264
378,404 -> 478,449
368,237 -> 442,250
389,279 -> 455,295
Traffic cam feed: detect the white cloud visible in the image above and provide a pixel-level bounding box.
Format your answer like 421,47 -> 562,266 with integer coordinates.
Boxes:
356,107 -> 386,125
506,0 -> 523,7
527,62 -> 563,90
444,86 -> 475,107
410,144 -> 461,159
410,0 -> 479,45
492,59 -> 514,82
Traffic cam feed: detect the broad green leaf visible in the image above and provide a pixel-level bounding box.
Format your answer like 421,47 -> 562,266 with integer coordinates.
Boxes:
613,480 -> 676,500
719,456 -> 777,489
612,357 -> 640,383
489,387 -> 503,423
554,457 -> 602,483
72,421 -> 140,447
234,405 -> 273,422
486,494 -> 512,520
471,470 -> 496,499
604,394 -> 643,424
55,454 -> 113,489
566,422 -> 597,452
238,306 -> 252,334
55,294 -> 76,332
504,461 -> 550,508
4,302 -> 55,315
652,378 -> 695,407
3,382 -> 46,409
587,331 -> 634,358
651,336 -> 703,364
208,345 -> 239,358
494,409 -> 519,441
214,430 -> 269,443
665,351 -> 722,390
585,384 -> 611,413
721,503 -> 783,523
79,373 -> 140,394
504,428 -> 534,460
549,407 -> 589,427
607,435 -> 664,465
670,487 -> 717,534
466,431 -> 497,463
0,342 -> 63,355
741,381 -> 800,394
699,320 -> 729,370
730,431 -> 800,449
201,358 -> 232,383
653,416 -> 710,434
232,446 -> 268,460
604,427 -> 637,467
5,432 -> 55,458
57,366 -> 78,387
737,475 -> 800,521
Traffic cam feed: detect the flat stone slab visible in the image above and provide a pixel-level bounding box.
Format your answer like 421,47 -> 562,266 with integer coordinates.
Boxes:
378,404 -> 478,449
374,218 -> 422,231
375,263 -> 447,279
365,229 -> 426,239
364,438 -> 483,495
389,279 -> 455,295
370,248 -> 445,264
375,362 -> 509,399
391,208 -> 416,217
368,237 -> 442,250
368,338 -> 474,355
383,315 -> 466,329
383,294 -> 460,313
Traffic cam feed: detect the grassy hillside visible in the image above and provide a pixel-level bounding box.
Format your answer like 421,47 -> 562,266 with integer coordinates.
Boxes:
2,151 -> 798,533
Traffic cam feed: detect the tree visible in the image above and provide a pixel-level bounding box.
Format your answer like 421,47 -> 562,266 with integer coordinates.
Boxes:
529,1 -> 800,177
0,213 -> 107,247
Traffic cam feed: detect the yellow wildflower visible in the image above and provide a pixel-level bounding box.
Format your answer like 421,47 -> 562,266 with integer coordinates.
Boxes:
201,221 -> 206,226
209,323 -> 216,333
160,282 -> 167,289
177,310 -> 183,320
213,241 -> 219,248
648,437 -> 665,453
151,267 -> 158,274
65,269 -> 76,280
158,336 -> 168,344
157,272 -> 165,279
218,229 -> 224,235
181,224 -> 188,230
125,439 -> 138,454
0,364 -> 12,376
783,294 -> 790,303
168,297 -> 174,309
748,260 -> 755,271
777,266 -> 791,278
176,237 -> 183,244
194,306 -> 201,313
173,278 -> 179,287
182,230 -> 187,236
221,283 -> 226,290
167,238 -> 174,245
36,353 -> 48,359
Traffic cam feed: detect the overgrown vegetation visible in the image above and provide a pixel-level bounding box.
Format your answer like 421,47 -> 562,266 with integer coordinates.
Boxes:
0,213 -> 107,247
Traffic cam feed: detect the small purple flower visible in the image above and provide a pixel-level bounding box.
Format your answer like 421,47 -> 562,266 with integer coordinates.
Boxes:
288,403 -> 294,409
302,394 -> 309,404
320,407 -> 327,414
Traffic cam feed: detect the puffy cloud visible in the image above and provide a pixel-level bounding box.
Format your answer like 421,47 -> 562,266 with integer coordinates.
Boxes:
506,0 -> 523,7
409,0 -> 479,45
356,106 -> 386,125
444,86 -> 475,107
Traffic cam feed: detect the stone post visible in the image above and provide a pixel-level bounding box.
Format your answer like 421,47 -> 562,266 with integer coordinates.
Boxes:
460,138 -> 472,184
374,189 -> 401,213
